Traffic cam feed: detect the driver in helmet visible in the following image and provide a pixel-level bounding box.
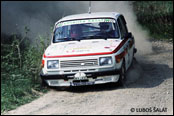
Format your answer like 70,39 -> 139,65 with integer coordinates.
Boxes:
70,25 -> 82,39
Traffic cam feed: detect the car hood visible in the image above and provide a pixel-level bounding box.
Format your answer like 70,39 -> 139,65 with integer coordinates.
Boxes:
44,39 -> 122,57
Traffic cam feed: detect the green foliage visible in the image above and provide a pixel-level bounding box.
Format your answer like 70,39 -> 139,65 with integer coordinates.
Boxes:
133,1 -> 173,40
1,28 -> 49,113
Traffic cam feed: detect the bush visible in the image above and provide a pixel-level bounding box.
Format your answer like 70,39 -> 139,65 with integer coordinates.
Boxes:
133,1 -> 173,40
1,29 -> 49,113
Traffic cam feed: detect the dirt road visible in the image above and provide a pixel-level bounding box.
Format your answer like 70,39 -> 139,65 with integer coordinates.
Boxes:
5,40 -> 173,115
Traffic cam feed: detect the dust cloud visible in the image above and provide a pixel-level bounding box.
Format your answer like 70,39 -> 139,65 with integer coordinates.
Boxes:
1,1 -> 87,43
88,1 -> 152,55
1,1 -> 152,55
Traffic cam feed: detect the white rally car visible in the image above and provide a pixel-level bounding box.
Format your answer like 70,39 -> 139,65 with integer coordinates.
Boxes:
40,12 -> 137,87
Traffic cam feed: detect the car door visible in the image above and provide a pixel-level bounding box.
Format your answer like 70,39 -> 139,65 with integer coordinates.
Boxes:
117,15 -> 131,70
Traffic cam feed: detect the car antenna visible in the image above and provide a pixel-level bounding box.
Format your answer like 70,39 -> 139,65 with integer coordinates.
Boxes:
88,1 -> 91,14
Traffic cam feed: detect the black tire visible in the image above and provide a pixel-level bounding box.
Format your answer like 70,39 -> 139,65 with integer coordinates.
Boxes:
56,87 -> 69,91
117,61 -> 126,86
41,79 -> 48,88
129,49 -> 135,68
133,48 -> 137,58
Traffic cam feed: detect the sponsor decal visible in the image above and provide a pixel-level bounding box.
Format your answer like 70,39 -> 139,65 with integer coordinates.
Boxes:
44,38 -> 129,58
66,46 -> 90,53
56,18 -> 115,28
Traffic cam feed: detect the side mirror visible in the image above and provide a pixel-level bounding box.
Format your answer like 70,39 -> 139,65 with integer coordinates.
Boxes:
124,32 -> 132,38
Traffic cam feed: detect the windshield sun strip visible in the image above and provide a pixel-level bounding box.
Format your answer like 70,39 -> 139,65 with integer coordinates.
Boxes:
56,18 -> 116,28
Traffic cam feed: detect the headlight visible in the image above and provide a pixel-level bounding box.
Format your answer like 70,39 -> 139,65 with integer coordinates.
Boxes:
47,60 -> 59,69
99,57 -> 113,66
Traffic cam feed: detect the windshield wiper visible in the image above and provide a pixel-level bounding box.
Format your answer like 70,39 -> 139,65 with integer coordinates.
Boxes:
56,37 -> 81,42
79,35 -> 107,40
70,37 -> 81,41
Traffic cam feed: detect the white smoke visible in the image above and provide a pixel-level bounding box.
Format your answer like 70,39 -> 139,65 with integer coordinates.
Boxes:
86,1 -> 152,55
1,1 -> 152,54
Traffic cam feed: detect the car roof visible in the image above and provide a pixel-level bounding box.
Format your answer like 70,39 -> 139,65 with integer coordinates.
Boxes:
55,12 -> 121,25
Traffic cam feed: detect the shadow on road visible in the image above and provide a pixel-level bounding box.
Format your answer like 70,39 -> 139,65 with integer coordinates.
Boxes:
127,58 -> 173,89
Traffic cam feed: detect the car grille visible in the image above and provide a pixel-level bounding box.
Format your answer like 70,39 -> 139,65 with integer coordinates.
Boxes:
60,59 -> 98,68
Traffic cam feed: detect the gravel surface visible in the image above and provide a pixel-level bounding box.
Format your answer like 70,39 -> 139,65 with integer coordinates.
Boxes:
4,40 -> 173,115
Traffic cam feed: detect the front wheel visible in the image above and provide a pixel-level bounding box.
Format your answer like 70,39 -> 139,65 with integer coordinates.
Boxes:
41,79 -> 48,88
117,61 -> 126,86
56,87 -> 69,91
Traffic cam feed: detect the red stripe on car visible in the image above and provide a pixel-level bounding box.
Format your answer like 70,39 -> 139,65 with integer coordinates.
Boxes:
44,38 -> 129,58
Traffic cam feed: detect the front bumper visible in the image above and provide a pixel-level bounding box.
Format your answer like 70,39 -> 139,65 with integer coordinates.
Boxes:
40,70 -> 120,87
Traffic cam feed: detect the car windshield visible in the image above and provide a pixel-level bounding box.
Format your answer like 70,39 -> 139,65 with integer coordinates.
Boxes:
53,18 -> 120,43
